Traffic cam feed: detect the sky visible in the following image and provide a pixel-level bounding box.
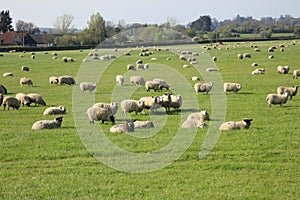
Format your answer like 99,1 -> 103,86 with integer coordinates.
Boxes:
2,0 -> 300,29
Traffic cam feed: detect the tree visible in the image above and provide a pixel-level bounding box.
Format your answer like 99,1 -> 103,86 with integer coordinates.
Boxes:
190,15 -> 212,32
162,16 -> 179,28
53,14 -> 74,34
0,10 -> 13,33
15,20 -> 39,34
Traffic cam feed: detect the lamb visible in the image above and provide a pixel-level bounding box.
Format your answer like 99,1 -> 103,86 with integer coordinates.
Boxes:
127,64 -> 136,71
292,70 -> 300,79
80,82 -> 97,93
219,118 -> 253,131
116,75 -> 124,86
266,92 -> 289,107
93,102 -> 118,116
3,96 -> 21,110
121,100 -> 145,115
187,110 -> 210,122
145,81 -> 161,92
130,76 -> 145,86
110,121 -> 135,133
139,96 -> 162,113
27,93 -> 46,106
20,77 -> 33,87
58,76 -> 76,85
43,106 -> 67,115
133,120 -> 154,129
252,68 -> 265,75
223,82 -> 242,93
153,78 -> 169,90
3,72 -> 13,77
15,93 -> 31,107
32,117 -> 63,130
86,106 -> 115,124
0,84 -> 7,94
277,86 -> 298,100
277,66 -> 290,74
49,76 -> 59,84
21,66 -> 29,71
194,82 -> 214,95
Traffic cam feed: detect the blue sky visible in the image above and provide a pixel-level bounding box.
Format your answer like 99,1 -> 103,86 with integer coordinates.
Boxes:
2,0 -> 300,29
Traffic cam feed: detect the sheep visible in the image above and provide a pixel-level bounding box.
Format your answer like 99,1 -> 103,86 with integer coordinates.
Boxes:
181,119 -> 208,128
80,82 -> 97,93
266,92 -> 289,107
170,94 -> 182,111
179,55 -> 187,61
219,118 -> 253,131
93,102 -> 118,116
152,78 -> 169,90
130,76 -> 145,86
243,53 -> 251,58
3,72 -> 13,77
194,82 -> 214,95
3,96 -> 20,110
277,86 -> 299,100
277,66 -> 290,74
62,57 -> 68,62
43,106 -> 67,115
49,76 -> 59,85
212,56 -> 217,61
145,81 -> 161,92
21,66 -> 29,71
252,68 -> 265,75
15,93 -> 31,107
20,77 -> 33,87
110,121 -> 135,133
27,93 -> 46,106
292,70 -> 300,79
133,120 -> 154,129
121,100 -> 145,115
58,76 -> 76,85
86,106 -> 115,124
187,110 -> 210,122
136,59 -> 143,64
0,84 -> 7,94
206,68 -> 218,72
191,76 -> 200,81
32,117 -> 63,130
268,55 -> 274,59
237,54 -> 243,59
127,64 -> 136,71
160,93 -> 172,114
0,94 -> 3,106
31,55 -> 35,59
251,63 -> 258,67
139,96 -> 162,113
183,64 -> 190,68
223,82 -> 242,93
116,75 -> 124,86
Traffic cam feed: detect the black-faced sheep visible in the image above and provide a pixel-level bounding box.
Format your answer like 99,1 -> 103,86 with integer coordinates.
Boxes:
110,121 -> 135,133
49,76 -> 59,85
121,100 -> 145,115
86,106 -> 115,124
145,81 -> 161,92
3,96 -> 21,110
277,66 -> 290,74
139,96 -> 162,113
276,86 -> 298,100
194,82 -> 213,95
266,92 -> 289,107
27,93 -> 46,106
19,77 -> 33,87
292,70 -> 300,79
43,106 -> 67,115
15,93 -> 31,107
58,76 -> 76,85
32,117 -> 63,130
223,83 -> 242,93
93,102 -> 118,116
219,118 -> 253,131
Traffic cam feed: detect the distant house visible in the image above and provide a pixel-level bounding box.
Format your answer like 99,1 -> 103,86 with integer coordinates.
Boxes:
0,31 -> 17,45
0,31 -> 38,46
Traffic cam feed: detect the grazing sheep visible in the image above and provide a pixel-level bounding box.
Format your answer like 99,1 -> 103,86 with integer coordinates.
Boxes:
187,110 -> 210,122
93,102 -> 118,116
15,93 -> 31,107
145,81 -> 161,92
139,96 -> 162,113
212,56 -> 217,61
277,66 -> 290,74
58,76 -> 76,85
3,72 -> 13,77
266,92 -> 289,107
180,55 -> 187,61
136,59 -> 143,64
223,83 -> 242,93
127,64 -> 136,71
191,76 -> 200,81
194,82 -> 214,95
21,66 -> 29,71
268,46 -> 276,52
3,96 -> 21,110
80,82 -> 97,93
43,106 -> 66,115
121,100 -> 145,115
27,93 -> 46,106
153,78 -> 169,90
20,77 -> 33,87
116,75 -> 124,86
133,120 -> 154,129
160,93 -> 172,114
243,53 -> 251,58
110,121 -> 135,133
170,94 -> 182,111
219,118 -> 253,131
252,68 -> 265,75
268,55 -> 274,59
181,119 -> 208,128
206,68 -> 218,72
86,106 -> 115,124
277,86 -> 299,100
49,76 -> 59,85
0,84 -> 7,94
130,76 -> 145,86
292,70 -> 300,79
0,94 -> 3,106
237,54 -> 243,59
32,117 -> 63,130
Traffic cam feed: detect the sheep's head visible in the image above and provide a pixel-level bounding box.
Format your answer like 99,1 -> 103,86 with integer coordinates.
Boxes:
55,116 -> 63,123
242,118 -> 253,127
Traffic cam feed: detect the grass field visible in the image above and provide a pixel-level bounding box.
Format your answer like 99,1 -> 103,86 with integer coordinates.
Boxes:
0,39 -> 299,199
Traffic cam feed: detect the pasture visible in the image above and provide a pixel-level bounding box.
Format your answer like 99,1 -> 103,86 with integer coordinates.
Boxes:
0,40 -> 299,199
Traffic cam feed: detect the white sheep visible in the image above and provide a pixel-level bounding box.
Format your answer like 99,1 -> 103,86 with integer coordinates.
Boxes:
212,56 -> 217,61
152,78 -> 169,90
145,81 -> 161,92
277,66 -> 290,74
43,106 -> 67,115
86,106 -> 115,124
20,77 -> 33,87
191,76 -> 200,81
3,96 -> 21,110
194,82 -> 214,95
170,94 -> 182,111
58,76 -> 76,85
292,70 -> 300,79
3,72 -> 13,77
80,82 -> 97,93
32,117 -> 63,130
93,102 -> 118,116
277,86 -> 298,100
27,93 -> 46,106
21,66 -> 29,71
268,55 -> 274,59
181,119 -> 207,128
133,120 -> 154,129
243,53 -> 251,58
110,121 -> 135,133
251,63 -> 258,67
223,82 -> 242,93
219,118 -> 253,131
130,76 -> 145,86
266,92 -> 289,107
206,68 -> 218,72
139,96 -> 162,113
116,75 -> 124,86
121,100 -> 145,115
237,54 -> 243,59
15,93 -> 31,107
252,68 -> 265,75
187,110 -> 210,122
49,76 -> 59,85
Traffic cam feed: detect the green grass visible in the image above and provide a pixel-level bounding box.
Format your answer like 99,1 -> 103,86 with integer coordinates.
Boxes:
0,40 -> 300,199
